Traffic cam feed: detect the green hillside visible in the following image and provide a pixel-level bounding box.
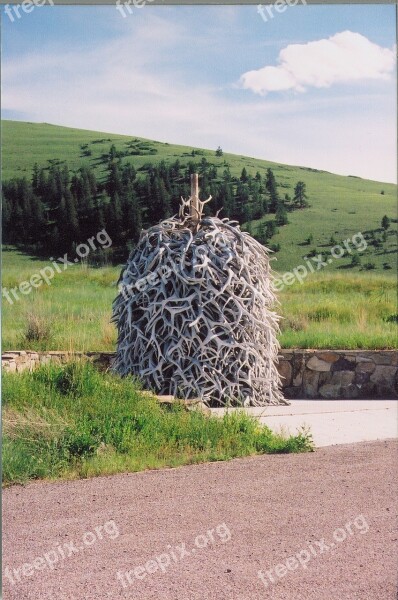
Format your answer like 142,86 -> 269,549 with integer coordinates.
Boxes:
2,120 -> 397,273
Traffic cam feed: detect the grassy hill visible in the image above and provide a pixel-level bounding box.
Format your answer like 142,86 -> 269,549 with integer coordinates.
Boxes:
2,119 -> 397,273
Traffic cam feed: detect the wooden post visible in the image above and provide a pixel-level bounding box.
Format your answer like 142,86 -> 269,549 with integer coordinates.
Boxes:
190,173 -> 199,219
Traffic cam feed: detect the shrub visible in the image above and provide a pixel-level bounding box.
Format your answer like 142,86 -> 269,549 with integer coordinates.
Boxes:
24,313 -> 52,343
363,261 -> 376,270
305,234 -> 313,245
269,243 -> 281,253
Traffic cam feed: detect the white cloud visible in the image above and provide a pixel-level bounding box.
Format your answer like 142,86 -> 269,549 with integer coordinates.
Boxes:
240,31 -> 396,95
2,17 -> 396,183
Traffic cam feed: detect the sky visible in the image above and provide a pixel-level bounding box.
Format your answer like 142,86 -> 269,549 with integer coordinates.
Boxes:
2,3 -> 397,183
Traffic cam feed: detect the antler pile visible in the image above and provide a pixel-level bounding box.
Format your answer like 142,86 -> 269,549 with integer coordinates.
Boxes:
112,192 -> 286,406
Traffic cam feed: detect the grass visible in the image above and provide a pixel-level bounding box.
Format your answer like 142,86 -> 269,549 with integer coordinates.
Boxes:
278,272 -> 398,349
2,247 -> 117,351
2,247 -> 397,350
2,361 -> 313,485
2,120 -> 397,273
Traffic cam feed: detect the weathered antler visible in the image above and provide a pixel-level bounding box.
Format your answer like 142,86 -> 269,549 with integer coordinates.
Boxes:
112,176 -> 286,407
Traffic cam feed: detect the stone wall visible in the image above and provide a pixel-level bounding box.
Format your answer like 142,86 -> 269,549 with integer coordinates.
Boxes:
2,350 -> 397,399
276,350 -> 398,399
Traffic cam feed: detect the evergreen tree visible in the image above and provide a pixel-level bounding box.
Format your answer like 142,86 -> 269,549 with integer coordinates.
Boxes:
37,168 -> 48,198
293,181 -> 308,208
275,203 -> 289,226
381,215 -> 390,230
265,168 -> 279,212
240,167 -> 248,183
32,163 -> 40,195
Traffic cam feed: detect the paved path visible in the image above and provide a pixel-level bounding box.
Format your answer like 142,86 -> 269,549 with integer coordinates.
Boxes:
212,400 -> 398,447
3,440 -> 397,600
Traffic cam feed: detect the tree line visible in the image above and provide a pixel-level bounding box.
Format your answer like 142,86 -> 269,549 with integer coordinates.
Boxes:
2,144 -> 308,262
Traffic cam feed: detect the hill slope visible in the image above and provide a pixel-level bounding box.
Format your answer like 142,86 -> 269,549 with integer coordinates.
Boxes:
2,120 -> 397,272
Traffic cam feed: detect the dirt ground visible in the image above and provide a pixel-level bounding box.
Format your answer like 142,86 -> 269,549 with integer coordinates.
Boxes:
3,440 -> 397,600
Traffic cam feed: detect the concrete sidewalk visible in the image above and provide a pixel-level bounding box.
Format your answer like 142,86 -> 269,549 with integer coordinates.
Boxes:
211,400 -> 398,447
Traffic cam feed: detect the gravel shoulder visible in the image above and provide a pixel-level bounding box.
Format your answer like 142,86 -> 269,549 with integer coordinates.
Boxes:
3,440 -> 398,600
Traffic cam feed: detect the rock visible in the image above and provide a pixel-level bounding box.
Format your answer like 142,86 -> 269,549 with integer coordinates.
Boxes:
156,395 -> 176,403
370,353 -> 397,366
370,366 -> 398,385
341,384 -> 359,399
356,382 -> 377,398
16,362 -> 28,372
3,360 -> 17,372
355,355 -> 373,363
291,353 -> 305,386
354,371 -> 370,385
277,361 -> 292,386
331,371 -> 355,386
319,384 -> 340,399
356,361 -> 375,373
316,352 -> 339,363
283,386 -> 300,399
279,352 -> 293,361
307,356 -> 331,372
319,371 -> 330,386
331,357 -> 356,372
185,400 -> 211,416
292,374 -> 303,387
302,369 -> 320,397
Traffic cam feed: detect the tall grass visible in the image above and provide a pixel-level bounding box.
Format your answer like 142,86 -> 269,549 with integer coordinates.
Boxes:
2,249 -> 396,350
278,272 -> 397,349
3,362 -> 313,485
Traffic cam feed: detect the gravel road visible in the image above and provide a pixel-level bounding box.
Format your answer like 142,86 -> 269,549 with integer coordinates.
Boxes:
3,440 -> 397,600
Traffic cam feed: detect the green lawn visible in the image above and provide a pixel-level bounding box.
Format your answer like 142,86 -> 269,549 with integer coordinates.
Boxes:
3,361 -> 313,485
2,247 -> 396,351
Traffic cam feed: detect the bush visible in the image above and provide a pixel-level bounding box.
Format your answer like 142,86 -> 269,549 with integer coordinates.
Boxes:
385,314 -> 398,323
269,243 -> 281,253
24,313 -> 52,343
363,262 -> 376,270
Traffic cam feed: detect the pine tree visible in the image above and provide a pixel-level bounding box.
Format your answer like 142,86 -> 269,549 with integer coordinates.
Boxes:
240,167 -> 248,183
32,163 -> 40,195
381,215 -> 390,230
64,189 -> 80,241
275,203 -> 289,226
265,168 -> 279,213
293,181 -> 308,208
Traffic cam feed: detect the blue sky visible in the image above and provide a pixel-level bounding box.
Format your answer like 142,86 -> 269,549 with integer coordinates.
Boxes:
2,4 -> 396,182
